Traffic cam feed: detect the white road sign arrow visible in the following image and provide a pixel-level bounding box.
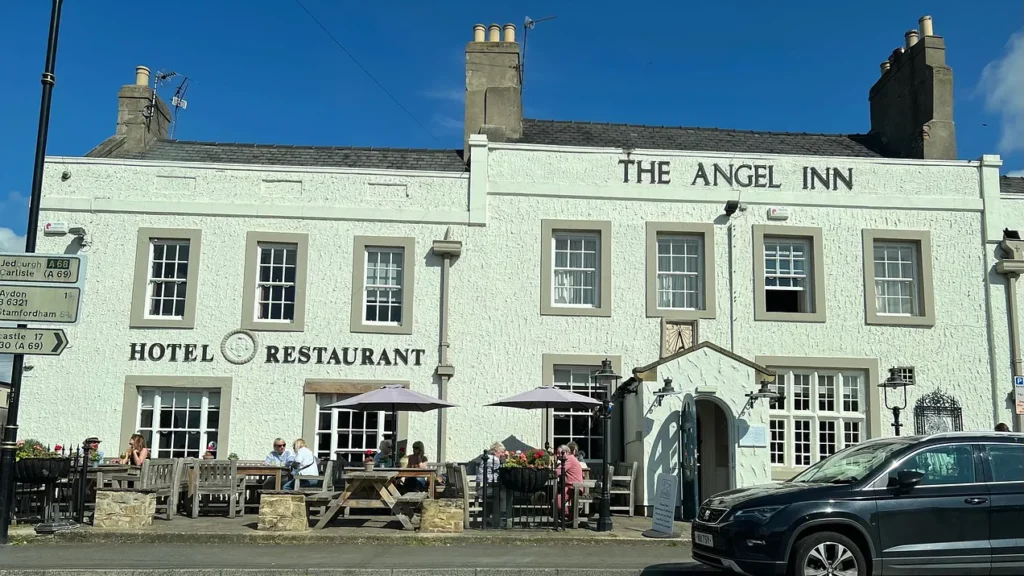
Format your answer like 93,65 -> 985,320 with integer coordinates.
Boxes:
0,327 -> 69,356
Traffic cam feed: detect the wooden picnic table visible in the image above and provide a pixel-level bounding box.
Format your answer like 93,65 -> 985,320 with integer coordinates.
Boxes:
185,463 -> 286,496
313,470 -> 427,530
344,466 -> 437,496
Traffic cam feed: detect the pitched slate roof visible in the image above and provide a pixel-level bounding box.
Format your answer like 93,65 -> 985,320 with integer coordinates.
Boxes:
90,118 -> 890,170
97,139 -> 468,172
514,119 -> 886,158
1002,176 -> 1024,195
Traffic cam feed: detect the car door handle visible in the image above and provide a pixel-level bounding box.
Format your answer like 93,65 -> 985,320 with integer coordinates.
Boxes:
964,497 -> 988,505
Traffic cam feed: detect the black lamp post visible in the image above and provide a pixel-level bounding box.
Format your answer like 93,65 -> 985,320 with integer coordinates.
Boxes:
592,358 -> 620,532
879,367 -> 913,436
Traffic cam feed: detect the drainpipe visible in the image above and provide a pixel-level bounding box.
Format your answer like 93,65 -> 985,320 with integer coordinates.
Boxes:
995,233 -> 1024,431
432,227 -> 462,462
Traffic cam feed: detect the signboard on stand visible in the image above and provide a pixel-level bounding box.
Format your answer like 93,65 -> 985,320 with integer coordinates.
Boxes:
642,473 -> 679,539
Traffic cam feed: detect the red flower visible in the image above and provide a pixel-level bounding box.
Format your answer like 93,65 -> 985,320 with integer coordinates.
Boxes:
55,445 -> 63,451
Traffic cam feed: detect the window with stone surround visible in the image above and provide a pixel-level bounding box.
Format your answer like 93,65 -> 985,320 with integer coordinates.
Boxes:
241,232 -> 308,332
552,365 -> 606,461
130,228 -> 202,329
350,236 -> 416,335
862,229 -> 935,327
314,393 -> 394,463
363,247 -> 405,325
768,368 -> 867,470
540,220 -> 612,317
136,388 -> 220,459
753,225 -> 826,323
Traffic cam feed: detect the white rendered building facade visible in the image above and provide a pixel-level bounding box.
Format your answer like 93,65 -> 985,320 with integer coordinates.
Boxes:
13,19 -> 1024,509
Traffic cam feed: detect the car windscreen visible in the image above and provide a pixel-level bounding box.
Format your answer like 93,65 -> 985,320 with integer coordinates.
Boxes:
790,439 -> 914,483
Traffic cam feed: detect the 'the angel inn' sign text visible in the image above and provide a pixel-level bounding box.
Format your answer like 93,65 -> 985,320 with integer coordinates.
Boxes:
617,160 -> 854,191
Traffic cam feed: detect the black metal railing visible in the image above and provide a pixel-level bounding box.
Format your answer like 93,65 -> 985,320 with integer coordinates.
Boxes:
476,450 -> 570,531
4,440 -> 99,531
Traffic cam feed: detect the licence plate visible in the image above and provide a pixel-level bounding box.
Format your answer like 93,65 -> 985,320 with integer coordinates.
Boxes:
694,531 -> 713,547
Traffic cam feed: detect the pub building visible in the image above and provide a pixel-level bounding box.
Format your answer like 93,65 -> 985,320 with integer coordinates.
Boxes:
14,15 -> 1024,513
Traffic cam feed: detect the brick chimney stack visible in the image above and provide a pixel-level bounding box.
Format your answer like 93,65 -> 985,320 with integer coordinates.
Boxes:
88,66 -> 171,157
464,23 -> 522,158
868,16 -> 957,160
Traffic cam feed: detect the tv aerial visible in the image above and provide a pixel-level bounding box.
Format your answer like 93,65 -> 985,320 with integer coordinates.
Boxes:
521,15 -> 557,89
151,70 -> 193,139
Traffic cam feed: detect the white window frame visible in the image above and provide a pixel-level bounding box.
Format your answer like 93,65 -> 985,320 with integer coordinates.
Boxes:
144,238 -> 192,320
362,247 -> 405,327
551,365 -> 607,461
313,394 -> 393,462
872,241 -> 921,317
254,242 -> 298,323
656,233 -> 704,311
551,232 -> 601,309
763,236 -> 813,314
136,388 -> 221,459
768,368 -> 867,471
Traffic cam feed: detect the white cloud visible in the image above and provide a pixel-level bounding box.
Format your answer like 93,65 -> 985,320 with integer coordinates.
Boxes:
431,113 -> 463,132
979,31 -> 1024,154
422,88 -> 464,103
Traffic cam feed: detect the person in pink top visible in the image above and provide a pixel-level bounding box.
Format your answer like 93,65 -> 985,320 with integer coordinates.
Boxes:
554,445 -> 585,519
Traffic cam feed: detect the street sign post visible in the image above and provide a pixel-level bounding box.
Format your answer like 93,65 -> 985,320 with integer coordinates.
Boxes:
0,284 -> 81,324
0,253 -> 82,284
0,327 -> 68,356
1014,376 -> 1024,416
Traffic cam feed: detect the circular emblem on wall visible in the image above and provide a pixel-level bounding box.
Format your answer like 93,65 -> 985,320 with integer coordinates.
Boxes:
221,329 -> 258,365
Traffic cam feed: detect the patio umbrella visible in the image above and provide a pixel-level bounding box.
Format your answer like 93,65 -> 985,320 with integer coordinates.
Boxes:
486,386 -> 602,450
485,385 -> 601,411
325,385 -> 457,463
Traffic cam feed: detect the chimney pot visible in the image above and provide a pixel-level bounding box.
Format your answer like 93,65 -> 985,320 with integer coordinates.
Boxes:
473,24 -> 486,42
488,23 -> 501,42
919,15 -> 934,37
905,29 -> 919,48
880,61 -> 891,75
135,66 -> 151,87
503,23 -> 516,42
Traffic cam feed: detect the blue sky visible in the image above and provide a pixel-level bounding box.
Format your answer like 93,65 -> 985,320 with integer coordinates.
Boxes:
0,0 -> 1022,249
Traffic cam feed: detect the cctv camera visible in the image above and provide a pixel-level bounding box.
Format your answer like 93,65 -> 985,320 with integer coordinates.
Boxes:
69,227 -> 87,237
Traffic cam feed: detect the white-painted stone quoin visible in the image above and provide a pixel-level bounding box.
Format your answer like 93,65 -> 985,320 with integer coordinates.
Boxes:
13,16 -> 1024,512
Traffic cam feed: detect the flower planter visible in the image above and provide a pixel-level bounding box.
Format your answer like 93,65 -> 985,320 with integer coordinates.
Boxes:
499,466 -> 552,493
14,458 -> 72,484
363,461 -> 374,472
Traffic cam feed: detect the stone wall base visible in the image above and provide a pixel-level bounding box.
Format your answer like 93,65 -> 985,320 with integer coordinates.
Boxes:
420,498 -> 464,533
257,493 -> 309,532
93,490 -> 157,529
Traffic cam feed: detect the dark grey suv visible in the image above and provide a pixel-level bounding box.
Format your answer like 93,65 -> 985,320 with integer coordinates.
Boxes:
690,431 -> 1024,576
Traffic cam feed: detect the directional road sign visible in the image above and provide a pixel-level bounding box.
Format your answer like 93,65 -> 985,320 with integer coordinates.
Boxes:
0,284 -> 81,324
0,327 -> 68,356
0,253 -> 82,284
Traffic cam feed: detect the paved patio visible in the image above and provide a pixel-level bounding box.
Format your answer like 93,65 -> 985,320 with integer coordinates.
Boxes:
9,514 -> 691,546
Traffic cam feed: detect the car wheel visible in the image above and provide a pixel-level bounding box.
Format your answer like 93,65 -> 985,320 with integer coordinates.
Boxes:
790,530 -> 866,576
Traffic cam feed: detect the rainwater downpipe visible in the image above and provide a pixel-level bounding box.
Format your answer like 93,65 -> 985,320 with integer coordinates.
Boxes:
727,221 -> 737,352
995,239 -> 1024,431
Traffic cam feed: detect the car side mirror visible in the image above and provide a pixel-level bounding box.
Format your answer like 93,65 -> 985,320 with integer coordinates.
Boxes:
888,470 -> 925,490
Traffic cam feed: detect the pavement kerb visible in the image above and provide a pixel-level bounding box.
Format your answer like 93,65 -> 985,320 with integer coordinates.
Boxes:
0,571 -> 694,576
6,529 -> 691,547
0,565 -> 696,569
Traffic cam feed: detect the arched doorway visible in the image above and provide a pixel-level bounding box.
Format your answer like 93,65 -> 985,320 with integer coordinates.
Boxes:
695,397 -> 734,502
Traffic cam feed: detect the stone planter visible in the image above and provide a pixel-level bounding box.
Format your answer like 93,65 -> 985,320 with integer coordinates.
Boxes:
499,467 -> 552,493
14,458 -> 71,484
363,461 -> 374,472
420,498 -> 464,533
257,492 -> 309,532
93,489 -> 157,529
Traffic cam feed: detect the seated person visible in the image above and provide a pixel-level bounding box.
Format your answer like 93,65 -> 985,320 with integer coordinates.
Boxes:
285,439 -> 321,490
263,438 -> 294,488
